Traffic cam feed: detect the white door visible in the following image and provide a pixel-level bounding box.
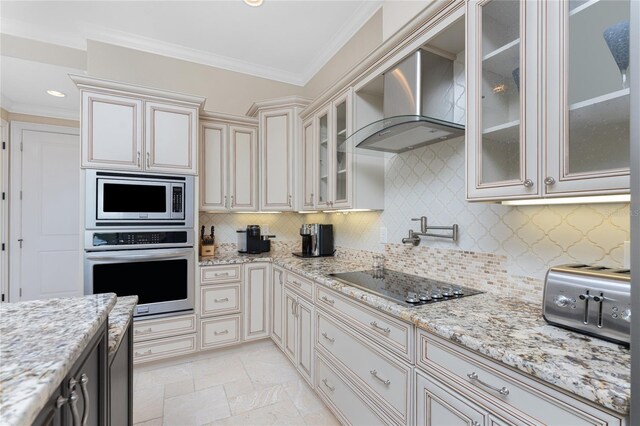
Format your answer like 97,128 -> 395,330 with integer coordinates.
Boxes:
296,296 -> 314,385
271,266 -> 284,348
243,263 -> 270,341
1,120 -> 8,302
301,118 -> 316,210
10,122 -> 81,301
283,289 -> 298,364
228,124 -> 258,211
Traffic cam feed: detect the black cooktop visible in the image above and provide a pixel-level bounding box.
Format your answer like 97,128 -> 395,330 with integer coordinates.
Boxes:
329,269 -> 483,307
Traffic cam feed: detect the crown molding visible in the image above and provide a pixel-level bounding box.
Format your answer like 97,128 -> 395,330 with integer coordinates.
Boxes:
82,25 -> 308,86
298,1 -> 383,86
69,74 -> 206,107
246,96 -> 312,117
200,110 -> 258,126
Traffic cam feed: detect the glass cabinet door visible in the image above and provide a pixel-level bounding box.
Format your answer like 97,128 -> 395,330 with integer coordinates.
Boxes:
332,90 -> 352,208
315,107 -> 331,208
545,0 -> 631,195
466,0 -> 539,200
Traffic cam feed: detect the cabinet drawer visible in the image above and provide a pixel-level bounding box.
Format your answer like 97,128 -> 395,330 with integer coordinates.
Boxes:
200,283 -> 241,317
316,312 -> 411,424
200,314 -> 242,350
133,334 -> 196,364
316,286 -> 413,362
201,265 -> 241,284
315,352 -> 393,426
133,314 -> 196,342
417,331 -> 622,425
285,271 -> 313,300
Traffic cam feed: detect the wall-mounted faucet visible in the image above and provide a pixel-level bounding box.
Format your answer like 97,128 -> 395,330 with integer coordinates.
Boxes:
401,216 -> 458,246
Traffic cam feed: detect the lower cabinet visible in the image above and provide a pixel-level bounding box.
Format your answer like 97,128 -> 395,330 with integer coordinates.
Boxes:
416,370 -> 504,426
271,266 -> 285,349
243,263 -> 270,341
315,352 -> 394,426
283,287 -> 314,385
35,322 -> 109,426
200,314 -> 242,349
133,313 -> 197,364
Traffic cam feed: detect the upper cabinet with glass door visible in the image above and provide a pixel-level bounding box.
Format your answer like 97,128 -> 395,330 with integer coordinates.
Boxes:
466,0 -> 540,200
545,0 -> 631,196
331,90 -> 353,209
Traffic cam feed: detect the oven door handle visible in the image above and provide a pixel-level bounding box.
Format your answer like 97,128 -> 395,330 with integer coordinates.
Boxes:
85,250 -> 192,261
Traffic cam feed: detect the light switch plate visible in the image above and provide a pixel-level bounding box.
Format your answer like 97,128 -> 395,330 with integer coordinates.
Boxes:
379,227 -> 388,244
261,224 -> 270,235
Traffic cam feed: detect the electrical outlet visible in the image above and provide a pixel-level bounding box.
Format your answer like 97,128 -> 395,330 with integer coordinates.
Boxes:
261,224 -> 270,235
379,227 -> 388,244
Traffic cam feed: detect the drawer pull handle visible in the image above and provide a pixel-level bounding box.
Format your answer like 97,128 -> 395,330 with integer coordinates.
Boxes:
135,349 -> 153,356
214,297 -> 229,303
467,372 -> 509,396
369,369 -> 390,386
322,378 -> 335,392
321,296 -> 335,305
214,329 -> 229,336
214,272 -> 230,277
291,280 -> 303,287
370,321 -> 391,334
321,332 -> 335,343
135,327 -> 153,335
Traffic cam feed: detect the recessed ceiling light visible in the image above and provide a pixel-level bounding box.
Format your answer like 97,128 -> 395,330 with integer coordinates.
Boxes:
46,90 -> 66,98
244,0 -> 263,6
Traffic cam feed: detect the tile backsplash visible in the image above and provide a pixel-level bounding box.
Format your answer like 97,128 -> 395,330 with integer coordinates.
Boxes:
200,138 -> 630,303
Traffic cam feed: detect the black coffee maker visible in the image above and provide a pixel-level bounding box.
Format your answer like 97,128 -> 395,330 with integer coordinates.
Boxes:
293,224 -> 334,257
240,225 -> 275,254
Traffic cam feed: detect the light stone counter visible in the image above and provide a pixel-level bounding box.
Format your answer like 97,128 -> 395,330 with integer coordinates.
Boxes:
107,295 -> 138,358
200,253 -> 630,415
0,293 -> 117,426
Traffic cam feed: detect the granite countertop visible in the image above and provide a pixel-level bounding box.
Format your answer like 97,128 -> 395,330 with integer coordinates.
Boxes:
107,296 -> 138,358
200,253 -> 631,415
0,293 -> 117,425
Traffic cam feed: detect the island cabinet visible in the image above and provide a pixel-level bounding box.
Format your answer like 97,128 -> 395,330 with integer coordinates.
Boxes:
415,329 -> 627,425
466,0 -> 631,201
34,322 -> 108,426
109,324 -> 133,426
71,75 -> 204,175
200,112 -> 259,211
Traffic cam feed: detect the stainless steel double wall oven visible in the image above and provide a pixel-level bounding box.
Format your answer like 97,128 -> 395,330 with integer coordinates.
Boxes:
84,170 -> 195,317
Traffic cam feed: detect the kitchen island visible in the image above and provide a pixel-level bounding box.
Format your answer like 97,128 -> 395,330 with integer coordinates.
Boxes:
0,293 -> 137,426
200,251 -> 631,417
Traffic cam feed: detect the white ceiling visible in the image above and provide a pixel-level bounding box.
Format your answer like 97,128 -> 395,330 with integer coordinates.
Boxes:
0,56 -> 83,120
0,0 -> 382,86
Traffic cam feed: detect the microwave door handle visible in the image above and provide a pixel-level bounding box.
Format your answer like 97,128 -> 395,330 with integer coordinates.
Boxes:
85,250 -> 191,261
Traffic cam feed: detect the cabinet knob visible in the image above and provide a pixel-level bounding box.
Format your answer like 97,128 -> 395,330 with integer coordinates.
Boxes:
523,179 -> 534,188
544,176 -> 556,185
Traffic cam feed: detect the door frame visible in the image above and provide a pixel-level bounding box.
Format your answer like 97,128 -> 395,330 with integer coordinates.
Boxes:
8,121 -> 80,302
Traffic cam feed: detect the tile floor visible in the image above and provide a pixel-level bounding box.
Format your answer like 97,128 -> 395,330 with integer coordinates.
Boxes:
133,340 -> 340,426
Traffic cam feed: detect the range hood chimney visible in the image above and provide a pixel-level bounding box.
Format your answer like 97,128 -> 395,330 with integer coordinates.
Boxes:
351,49 -> 464,154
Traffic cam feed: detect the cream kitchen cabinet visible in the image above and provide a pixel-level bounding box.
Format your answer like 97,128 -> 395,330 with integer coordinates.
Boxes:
200,112 -> 258,211
416,329 -> 627,425
466,0 -> 631,201
301,87 -> 385,211
71,75 -> 204,175
271,266 -> 285,349
247,97 -> 310,211
243,263 -> 270,341
284,287 -> 314,385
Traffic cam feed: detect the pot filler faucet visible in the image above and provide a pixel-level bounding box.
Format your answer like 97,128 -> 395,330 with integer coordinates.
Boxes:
401,216 -> 459,246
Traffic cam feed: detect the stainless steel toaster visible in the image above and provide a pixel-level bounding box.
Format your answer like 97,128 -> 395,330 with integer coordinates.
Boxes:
543,264 -> 631,346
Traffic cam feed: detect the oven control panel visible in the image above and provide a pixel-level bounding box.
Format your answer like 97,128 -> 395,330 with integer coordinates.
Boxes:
92,231 -> 188,247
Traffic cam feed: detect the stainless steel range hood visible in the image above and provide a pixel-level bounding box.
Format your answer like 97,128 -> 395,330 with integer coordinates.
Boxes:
351,49 -> 464,154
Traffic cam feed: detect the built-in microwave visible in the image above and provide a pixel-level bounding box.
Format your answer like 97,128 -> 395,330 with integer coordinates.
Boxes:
86,170 -> 194,228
